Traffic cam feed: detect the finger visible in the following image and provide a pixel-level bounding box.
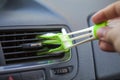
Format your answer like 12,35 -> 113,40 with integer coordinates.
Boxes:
97,27 -> 111,42
99,40 -> 115,52
92,1 -> 120,23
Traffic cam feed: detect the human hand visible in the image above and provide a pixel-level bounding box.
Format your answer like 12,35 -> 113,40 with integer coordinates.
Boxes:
92,1 -> 120,53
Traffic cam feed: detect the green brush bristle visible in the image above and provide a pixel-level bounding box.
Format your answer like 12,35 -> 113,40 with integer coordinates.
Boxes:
36,33 -> 73,55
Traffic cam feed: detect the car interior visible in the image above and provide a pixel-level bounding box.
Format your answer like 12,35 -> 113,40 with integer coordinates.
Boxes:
0,0 -> 120,80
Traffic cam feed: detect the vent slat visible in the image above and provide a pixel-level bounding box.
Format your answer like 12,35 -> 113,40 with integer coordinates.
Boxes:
4,48 -> 48,55
0,31 -> 59,37
5,56 -> 46,62
5,52 -> 64,62
1,38 -> 41,43
3,45 -> 21,49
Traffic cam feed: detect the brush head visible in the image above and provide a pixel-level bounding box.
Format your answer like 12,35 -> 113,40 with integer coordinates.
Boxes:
36,33 -> 73,54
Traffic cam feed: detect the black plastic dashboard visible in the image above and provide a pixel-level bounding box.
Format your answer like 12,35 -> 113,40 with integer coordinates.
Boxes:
0,0 -> 120,80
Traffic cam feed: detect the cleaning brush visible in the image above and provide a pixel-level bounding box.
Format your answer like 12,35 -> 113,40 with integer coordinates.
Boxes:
21,21 -> 107,55
36,21 -> 107,54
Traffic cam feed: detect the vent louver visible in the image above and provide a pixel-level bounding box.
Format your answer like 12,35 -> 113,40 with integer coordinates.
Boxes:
0,27 -> 66,65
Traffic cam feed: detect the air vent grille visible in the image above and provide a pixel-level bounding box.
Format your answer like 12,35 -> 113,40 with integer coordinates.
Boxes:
0,28 -> 65,65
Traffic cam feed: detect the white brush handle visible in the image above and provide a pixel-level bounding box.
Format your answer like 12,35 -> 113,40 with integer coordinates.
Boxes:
66,27 -> 93,36
68,37 -> 95,49
70,33 -> 93,41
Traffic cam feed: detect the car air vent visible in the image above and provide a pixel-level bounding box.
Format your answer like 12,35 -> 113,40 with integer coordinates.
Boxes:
0,27 -> 67,65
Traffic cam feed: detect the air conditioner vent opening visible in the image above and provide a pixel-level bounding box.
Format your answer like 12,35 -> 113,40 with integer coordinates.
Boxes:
0,27 -> 68,65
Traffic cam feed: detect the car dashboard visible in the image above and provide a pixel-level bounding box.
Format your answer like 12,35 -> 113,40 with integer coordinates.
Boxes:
0,0 -> 120,80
